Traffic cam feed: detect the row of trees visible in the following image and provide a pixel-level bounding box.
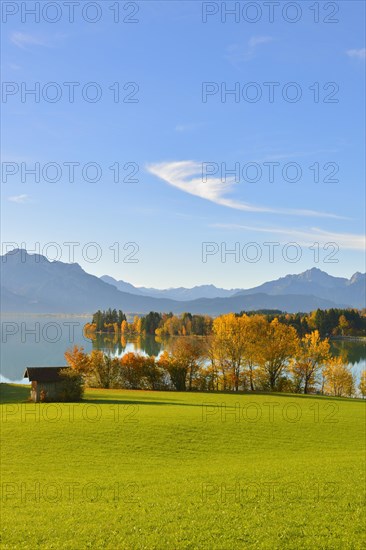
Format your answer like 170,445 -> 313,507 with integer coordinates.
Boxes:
67,314 -> 364,397
206,314 -> 353,394
86,308 -> 366,338
85,311 -> 213,337
155,312 -> 212,337
241,309 -> 366,337
65,347 -> 163,391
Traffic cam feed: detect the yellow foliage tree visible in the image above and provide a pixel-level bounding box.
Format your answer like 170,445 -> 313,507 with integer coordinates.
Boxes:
323,357 -> 354,397
169,337 -> 205,391
338,314 -> 349,336
212,313 -> 250,391
359,370 -> 366,398
241,315 -> 268,391
205,334 -> 229,391
258,318 -> 299,391
132,316 -> 142,334
291,330 -> 330,393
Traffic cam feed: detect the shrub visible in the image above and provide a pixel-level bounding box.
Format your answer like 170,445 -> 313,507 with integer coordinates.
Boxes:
59,368 -> 84,401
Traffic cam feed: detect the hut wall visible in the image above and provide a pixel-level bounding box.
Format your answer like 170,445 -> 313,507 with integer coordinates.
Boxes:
36,382 -> 64,402
31,381 -> 38,402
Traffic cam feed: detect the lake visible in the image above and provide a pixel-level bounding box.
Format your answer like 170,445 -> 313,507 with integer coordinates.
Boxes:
1,314 -> 365,384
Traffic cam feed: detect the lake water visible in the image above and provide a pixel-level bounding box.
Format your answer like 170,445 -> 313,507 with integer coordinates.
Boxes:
0,314 -> 162,383
1,314 -> 365,384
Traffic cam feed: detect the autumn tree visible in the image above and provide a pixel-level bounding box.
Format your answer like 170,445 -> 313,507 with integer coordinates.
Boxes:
258,319 -> 299,391
64,345 -> 91,373
133,316 -> 142,334
88,350 -> 122,389
241,315 -> 268,391
359,370 -> 366,398
212,314 -> 252,391
323,357 -> 355,397
291,331 -> 330,394
120,352 -> 145,389
84,322 -> 96,336
65,346 -> 122,388
203,335 -> 221,390
338,315 -> 349,336
169,337 -> 205,391
158,351 -> 187,391
140,356 -> 165,390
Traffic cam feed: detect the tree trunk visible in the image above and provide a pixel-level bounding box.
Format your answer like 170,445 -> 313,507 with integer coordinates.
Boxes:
189,365 -> 193,391
249,364 -> 254,391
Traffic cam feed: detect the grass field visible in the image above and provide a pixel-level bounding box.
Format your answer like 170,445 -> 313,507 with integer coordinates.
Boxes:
0,384 -> 365,549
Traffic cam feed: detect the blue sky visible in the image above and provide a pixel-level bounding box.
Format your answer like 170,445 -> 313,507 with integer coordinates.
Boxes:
1,1 -> 365,288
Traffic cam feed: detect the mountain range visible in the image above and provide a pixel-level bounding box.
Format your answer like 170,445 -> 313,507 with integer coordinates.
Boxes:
100,275 -> 239,300
1,249 -> 365,314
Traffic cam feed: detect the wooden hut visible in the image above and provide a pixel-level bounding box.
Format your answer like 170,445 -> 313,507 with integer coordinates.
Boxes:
24,367 -> 70,402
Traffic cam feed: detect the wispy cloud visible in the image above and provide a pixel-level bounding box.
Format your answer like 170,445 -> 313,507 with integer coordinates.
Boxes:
346,48 -> 366,60
175,122 -> 203,133
213,223 -> 366,251
146,160 -> 343,219
260,149 -> 339,162
226,35 -> 274,64
10,32 -> 47,49
248,36 -> 273,48
8,62 -> 21,71
8,194 -> 31,204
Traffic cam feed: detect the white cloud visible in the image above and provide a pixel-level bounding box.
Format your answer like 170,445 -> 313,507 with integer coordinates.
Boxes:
260,149 -> 339,162
346,48 -> 366,60
213,223 -> 366,251
248,36 -> 273,48
146,160 -> 343,219
10,32 -> 46,49
8,194 -> 31,204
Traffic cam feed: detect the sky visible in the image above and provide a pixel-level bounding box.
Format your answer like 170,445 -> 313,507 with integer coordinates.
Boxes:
1,0 -> 365,289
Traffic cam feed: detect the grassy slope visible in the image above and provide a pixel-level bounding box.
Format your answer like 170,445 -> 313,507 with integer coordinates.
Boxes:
0,384 -> 365,549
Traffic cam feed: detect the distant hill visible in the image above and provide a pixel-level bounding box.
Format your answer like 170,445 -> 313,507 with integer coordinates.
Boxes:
1,249 -> 364,314
102,267 -> 365,309
100,275 -> 146,296
101,275 -> 238,300
235,267 -> 366,309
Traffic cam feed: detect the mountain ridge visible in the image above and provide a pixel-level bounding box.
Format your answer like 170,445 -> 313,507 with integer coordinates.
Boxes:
100,266 -> 365,308
1,249 -> 364,314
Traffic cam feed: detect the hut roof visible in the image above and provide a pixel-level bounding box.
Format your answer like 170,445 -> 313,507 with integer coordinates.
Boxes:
24,367 -> 69,382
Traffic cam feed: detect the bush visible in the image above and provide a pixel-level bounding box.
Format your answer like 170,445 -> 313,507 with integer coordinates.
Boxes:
59,368 -> 84,401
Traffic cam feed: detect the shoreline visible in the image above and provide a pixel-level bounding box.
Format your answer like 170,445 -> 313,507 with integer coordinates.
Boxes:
330,336 -> 366,342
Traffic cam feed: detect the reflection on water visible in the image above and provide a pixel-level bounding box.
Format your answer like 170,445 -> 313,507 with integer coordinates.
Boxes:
1,315 -> 365,384
0,315 -> 163,383
330,340 -> 366,366
89,332 -> 162,358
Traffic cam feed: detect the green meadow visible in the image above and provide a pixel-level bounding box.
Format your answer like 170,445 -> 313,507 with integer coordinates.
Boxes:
1,384 -> 365,549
